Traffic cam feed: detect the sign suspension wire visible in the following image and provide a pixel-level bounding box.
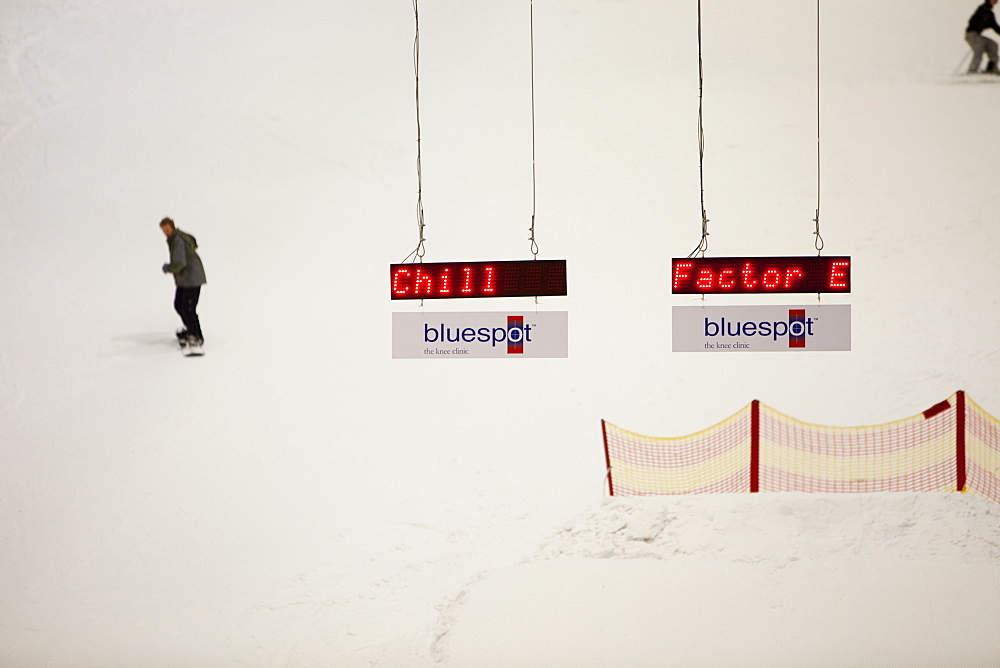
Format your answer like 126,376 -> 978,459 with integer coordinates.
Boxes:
812,0 -> 825,257
402,0 -> 427,266
688,0 -> 710,259
527,0 -> 544,309
528,0 -> 540,262
388,0 -> 568,333
404,0 -> 541,270
812,0 -> 824,303
689,2 -> 828,265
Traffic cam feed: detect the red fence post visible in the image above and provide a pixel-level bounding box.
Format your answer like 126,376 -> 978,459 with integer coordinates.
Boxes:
956,390 -> 966,493
750,400 -> 760,493
601,419 -> 615,496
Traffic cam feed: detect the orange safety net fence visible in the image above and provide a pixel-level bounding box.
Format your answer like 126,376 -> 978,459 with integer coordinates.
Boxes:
967,395 -> 1000,502
602,392 -> 1000,504
602,404 -> 753,495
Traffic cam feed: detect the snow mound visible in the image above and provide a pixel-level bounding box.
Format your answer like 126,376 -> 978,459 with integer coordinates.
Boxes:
436,493 -> 1000,667
533,492 -> 1000,565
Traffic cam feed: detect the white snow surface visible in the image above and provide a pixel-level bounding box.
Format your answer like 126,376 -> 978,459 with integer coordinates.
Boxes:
2,0 -> 999,665
442,494 -> 1000,666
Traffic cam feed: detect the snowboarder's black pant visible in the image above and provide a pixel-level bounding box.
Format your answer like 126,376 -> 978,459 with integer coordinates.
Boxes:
174,286 -> 203,340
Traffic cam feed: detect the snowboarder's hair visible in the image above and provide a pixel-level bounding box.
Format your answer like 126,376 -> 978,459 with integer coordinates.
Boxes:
159,217 -> 175,231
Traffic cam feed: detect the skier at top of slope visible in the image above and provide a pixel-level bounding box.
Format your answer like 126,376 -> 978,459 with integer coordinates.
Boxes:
966,0 -> 1000,74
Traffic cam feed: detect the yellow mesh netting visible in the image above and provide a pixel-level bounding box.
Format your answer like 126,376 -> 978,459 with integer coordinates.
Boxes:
603,392 -> 999,503
967,396 -> 1000,502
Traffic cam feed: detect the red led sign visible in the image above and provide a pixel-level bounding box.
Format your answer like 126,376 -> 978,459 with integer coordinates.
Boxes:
390,259 -> 567,300
672,256 -> 851,294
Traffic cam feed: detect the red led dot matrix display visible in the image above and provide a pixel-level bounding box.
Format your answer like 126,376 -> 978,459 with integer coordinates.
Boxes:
390,259 -> 567,300
671,256 -> 851,294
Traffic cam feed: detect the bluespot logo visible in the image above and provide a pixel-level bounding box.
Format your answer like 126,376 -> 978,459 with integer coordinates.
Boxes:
703,310 -> 816,348
395,311 -> 567,359
672,304 -> 848,353
423,317 -> 533,354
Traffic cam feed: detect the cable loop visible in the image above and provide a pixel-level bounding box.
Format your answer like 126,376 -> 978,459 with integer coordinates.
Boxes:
688,214 -> 709,258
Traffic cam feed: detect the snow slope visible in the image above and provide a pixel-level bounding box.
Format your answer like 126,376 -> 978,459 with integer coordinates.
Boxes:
441,493 -> 1000,666
1,0 -> 999,665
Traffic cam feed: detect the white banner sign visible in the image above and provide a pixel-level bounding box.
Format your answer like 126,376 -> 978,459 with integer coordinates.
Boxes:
673,304 -> 851,352
392,311 -> 568,359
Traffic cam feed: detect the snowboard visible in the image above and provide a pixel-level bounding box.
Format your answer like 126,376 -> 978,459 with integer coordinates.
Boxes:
183,343 -> 205,357
177,330 -> 205,357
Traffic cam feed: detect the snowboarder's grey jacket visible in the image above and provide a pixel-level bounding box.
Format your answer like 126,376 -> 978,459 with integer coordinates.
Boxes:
163,230 -> 207,287
968,2 -> 1000,34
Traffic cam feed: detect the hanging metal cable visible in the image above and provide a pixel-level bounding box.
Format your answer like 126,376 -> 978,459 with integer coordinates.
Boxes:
402,0 -> 427,264
528,0 -> 540,260
689,2 -> 824,259
688,0 -> 710,259
813,0 -> 825,255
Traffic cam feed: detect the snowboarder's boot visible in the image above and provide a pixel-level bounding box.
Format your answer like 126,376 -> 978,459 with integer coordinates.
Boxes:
183,333 -> 205,357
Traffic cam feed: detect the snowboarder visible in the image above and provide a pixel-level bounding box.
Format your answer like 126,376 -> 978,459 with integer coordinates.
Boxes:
160,217 -> 207,354
966,0 -> 1000,74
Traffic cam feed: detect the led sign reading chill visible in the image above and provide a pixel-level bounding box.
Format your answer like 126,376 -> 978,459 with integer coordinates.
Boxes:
390,259 -> 567,299
672,256 -> 851,294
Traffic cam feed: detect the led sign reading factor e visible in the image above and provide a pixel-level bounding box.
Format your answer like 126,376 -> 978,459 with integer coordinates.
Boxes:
672,256 -> 851,294
390,259 -> 567,300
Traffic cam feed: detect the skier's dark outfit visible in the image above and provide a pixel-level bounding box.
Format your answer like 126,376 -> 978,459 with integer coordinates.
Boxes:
162,223 -> 207,343
966,0 -> 1000,74
968,2 -> 1000,34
